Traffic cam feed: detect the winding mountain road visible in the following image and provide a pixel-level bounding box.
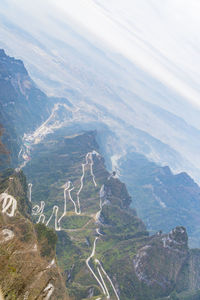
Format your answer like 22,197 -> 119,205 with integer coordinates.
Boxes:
0,192 -> 17,217
28,183 -> 32,202
33,151 -> 100,229
85,184 -> 120,300
29,151 -> 119,299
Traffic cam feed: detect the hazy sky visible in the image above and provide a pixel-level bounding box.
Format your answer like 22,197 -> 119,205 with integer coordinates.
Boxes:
1,0 -> 200,109
1,0 -> 200,182
48,0 -> 200,108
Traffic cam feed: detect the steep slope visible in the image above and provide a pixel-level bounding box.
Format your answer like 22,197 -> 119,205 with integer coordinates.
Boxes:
1,50 -> 200,299
119,152 -> 200,248
0,49 -> 72,169
1,3 -> 200,185
0,169 -> 69,299
0,48 -> 49,167
2,49 -> 200,248
23,130 -> 200,300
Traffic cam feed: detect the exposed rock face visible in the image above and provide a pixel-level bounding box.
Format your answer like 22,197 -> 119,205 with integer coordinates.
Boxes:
104,176 -> 132,209
0,49 -> 67,169
120,152 -> 200,248
0,48 -> 48,128
0,170 -> 69,300
23,130 -> 200,299
1,50 -> 200,300
133,227 -> 188,297
188,249 -> 200,291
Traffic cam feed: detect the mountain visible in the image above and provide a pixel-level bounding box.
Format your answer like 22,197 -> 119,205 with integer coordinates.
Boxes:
19,130 -> 200,299
1,49 -> 200,248
0,50 -> 199,247
0,48 -> 50,167
0,49 -> 71,169
0,169 -> 69,299
119,152 -> 200,248
1,1 -> 200,186
1,50 -> 200,299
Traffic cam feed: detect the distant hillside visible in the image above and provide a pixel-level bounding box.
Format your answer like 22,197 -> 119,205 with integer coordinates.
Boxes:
0,49 -> 70,169
24,130 -> 200,300
1,49 -> 200,299
120,152 -> 200,248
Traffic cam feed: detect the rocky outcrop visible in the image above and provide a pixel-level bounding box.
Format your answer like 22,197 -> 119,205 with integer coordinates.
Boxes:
1,50 -> 200,300
0,169 -> 69,300
133,227 -> 188,297
120,151 -> 200,248
21,128 -> 200,300
188,249 -> 200,291
0,49 -> 70,169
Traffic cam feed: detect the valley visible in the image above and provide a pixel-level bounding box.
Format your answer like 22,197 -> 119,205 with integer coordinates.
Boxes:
1,50 -> 200,299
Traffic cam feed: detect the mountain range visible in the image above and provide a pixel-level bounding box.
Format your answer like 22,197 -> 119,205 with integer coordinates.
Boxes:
1,0 -> 200,187
1,49 -> 200,299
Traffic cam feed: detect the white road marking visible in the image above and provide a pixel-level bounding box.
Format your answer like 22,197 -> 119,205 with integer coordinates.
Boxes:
32,205 -> 40,215
0,193 -> 17,217
68,182 -> 79,215
18,147 -> 23,159
95,259 -> 120,300
32,201 -> 45,216
76,151 -> 100,214
97,267 -> 110,299
46,206 -> 60,231
89,152 -> 97,187
76,164 -> 85,214
43,283 -> 55,300
23,291 -> 29,300
47,258 -> 55,269
96,228 -> 103,236
36,213 -> 45,224
28,183 -> 32,202
95,185 -> 104,222
0,229 -> 15,243
86,237 -> 106,296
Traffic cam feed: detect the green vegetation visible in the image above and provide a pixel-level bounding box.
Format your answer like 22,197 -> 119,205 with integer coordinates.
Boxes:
120,152 -> 200,248
35,223 -> 57,257
20,131 -> 200,299
157,289 -> 200,300
0,169 -> 68,299
61,215 -> 92,229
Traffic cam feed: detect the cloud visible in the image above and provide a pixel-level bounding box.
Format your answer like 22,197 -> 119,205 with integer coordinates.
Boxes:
1,0 -> 200,181
1,0 -> 200,120
47,0 -> 200,109
2,0 -> 200,110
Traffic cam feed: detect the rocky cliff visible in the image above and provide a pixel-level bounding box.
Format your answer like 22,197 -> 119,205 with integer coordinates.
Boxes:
23,130 -> 200,300
120,152 -> 200,248
0,169 -> 69,299
1,50 -> 200,300
0,49 -> 71,169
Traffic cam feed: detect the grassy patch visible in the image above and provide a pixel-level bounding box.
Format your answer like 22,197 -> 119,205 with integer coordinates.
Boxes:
61,215 -> 92,229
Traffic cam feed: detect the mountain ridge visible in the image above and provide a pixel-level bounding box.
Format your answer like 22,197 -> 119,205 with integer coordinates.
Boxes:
0,169 -> 69,299
1,49 -> 200,299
